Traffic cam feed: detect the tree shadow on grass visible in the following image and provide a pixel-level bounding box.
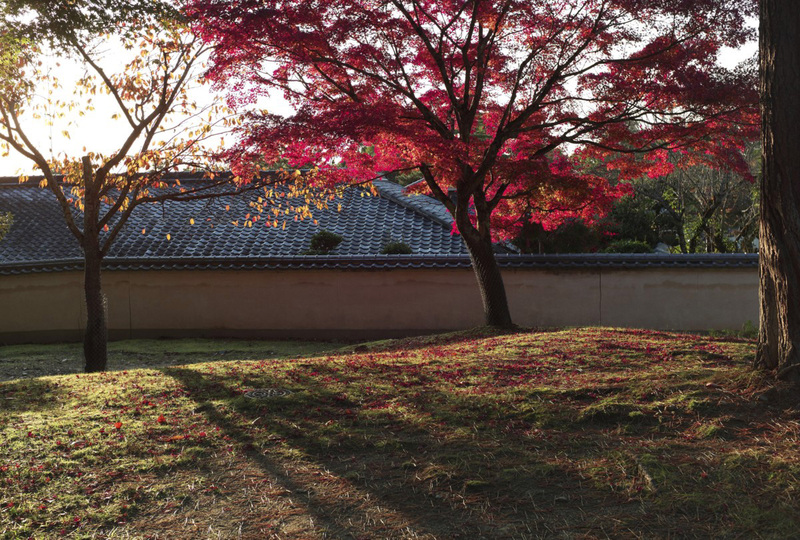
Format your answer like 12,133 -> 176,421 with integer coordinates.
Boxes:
161,364 -> 646,539
334,326 -> 562,356
0,377 -> 69,414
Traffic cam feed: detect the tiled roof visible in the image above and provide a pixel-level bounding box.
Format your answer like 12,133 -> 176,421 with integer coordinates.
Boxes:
0,175 -> 468,273
496,253 -> 758,269
372,179 -> 455,229
0,253 -> 759,276
0,175 -> 759,275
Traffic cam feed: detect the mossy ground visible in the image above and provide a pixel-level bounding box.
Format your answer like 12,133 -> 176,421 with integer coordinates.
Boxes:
1,328 -> 798,538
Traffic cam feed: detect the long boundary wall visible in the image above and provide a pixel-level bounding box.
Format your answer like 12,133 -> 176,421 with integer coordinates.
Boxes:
0,265 -> 758,344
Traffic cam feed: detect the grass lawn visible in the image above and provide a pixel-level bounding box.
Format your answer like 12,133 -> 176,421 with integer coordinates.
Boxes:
1,328 -> 798,539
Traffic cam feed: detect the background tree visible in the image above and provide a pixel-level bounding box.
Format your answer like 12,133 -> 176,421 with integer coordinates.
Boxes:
756,0 -> 800,380
0,0 -> 179,44
628,148 -> 759,254
191,0 -> 757,327
0,7 -> 245,372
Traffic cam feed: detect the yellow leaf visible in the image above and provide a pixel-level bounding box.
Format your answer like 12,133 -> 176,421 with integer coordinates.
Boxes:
166,234 -> 171,241
190,218 -> 195,225
141,228 -> 146,234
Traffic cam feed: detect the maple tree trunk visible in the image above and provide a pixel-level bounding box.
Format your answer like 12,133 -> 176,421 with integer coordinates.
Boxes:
755,0 -> 800,380
83,242 -> 108,373
81,155 -> 108,373
461,229 -> 514,328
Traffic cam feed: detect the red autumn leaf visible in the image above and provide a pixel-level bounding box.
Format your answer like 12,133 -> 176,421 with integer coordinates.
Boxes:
114,422 -> 122,430
157,415 -> 166,424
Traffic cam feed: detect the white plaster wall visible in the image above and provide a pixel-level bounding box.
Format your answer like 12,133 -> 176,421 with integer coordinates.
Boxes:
0,266 -> 759,343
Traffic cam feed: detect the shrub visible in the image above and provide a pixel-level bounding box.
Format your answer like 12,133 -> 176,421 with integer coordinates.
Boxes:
305,230 -> 343,255
602,240 -> 652,254
0,212 -> 12,242
381,241 -> 413,255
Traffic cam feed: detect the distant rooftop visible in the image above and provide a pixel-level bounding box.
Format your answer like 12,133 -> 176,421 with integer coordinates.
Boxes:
0,174 -> 471,273
0,174 -> 758,275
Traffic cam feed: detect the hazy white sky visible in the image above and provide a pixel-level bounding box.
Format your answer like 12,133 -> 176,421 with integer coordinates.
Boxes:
0,38 -> 757,177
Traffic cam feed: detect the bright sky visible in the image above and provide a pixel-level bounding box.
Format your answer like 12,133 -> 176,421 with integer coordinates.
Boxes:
0,36 -> 758,177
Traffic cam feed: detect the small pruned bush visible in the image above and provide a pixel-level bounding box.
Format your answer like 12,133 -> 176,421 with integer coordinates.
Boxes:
602,240 -> 652,254
0,211 -> 12,242
381,241 -> 413,255
305,230 -> 343,255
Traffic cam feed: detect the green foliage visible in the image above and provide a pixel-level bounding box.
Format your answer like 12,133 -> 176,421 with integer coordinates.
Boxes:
305,229 -> 343,254
380,241 -> 412,255
384,169 -> 421,187
708,320 -> 759,340
0,211 -> 12,241
520,147 -> 760,254
626,147 -> 760,254
602,239 -> 652,253
606,195 -> 660,246
1,0 -> 180,44
513,218 -> 604,254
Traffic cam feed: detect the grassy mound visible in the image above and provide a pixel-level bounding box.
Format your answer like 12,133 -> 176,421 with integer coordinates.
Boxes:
1,328 -> 798,538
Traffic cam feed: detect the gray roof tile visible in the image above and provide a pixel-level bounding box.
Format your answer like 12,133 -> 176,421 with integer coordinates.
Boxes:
0,175 -> 468,270
0,175 -> 759,274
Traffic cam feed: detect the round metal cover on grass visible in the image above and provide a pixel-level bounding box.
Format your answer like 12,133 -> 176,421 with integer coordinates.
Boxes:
244,388 -> 294,400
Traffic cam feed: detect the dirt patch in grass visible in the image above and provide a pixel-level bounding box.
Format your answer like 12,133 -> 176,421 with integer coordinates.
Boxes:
1,327 -> 799,538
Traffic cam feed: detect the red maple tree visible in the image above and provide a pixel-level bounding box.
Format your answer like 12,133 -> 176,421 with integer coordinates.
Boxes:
189,0 -> 757,327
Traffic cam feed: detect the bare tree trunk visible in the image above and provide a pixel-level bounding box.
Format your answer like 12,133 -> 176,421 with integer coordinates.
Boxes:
81,156 -> 108,373
461,231 -> 514,328
454,198 -> 514,328
755,0 -> 800,380
420,164 -> 514,329
83,243 -> 108,373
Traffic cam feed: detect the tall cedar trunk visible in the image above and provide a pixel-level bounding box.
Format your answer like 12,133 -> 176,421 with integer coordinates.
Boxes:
83,244 -> 108,373
755,0 -> 800,380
